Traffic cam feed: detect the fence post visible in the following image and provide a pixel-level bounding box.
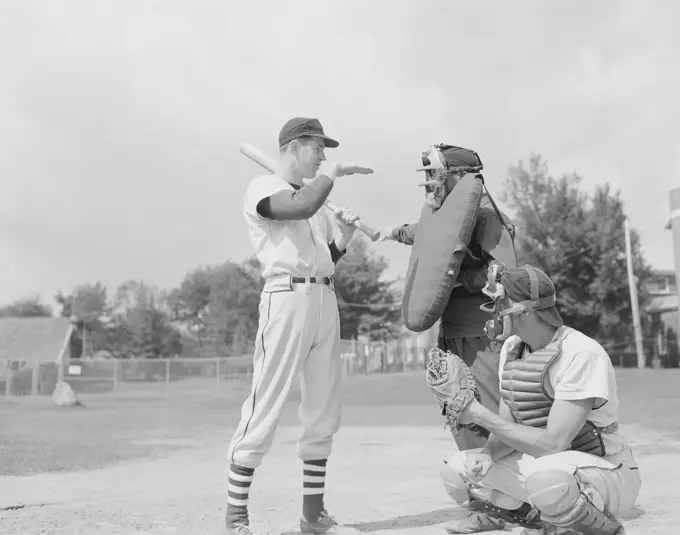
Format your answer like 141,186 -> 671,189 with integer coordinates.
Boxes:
112,359 -> 118,392
350,338 -> 356,374
57,358 -> 64,384
165,359 -> 170,400
215,357 -> 221,393
4,360 -> 12,397
31,358 -> 40,396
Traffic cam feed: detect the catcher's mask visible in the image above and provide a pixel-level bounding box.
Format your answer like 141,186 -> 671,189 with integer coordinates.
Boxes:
416,144 -> 483,210
479,263 -> 557,341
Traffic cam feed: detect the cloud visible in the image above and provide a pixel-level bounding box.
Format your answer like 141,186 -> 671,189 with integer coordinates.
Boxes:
0,0 -> 678,307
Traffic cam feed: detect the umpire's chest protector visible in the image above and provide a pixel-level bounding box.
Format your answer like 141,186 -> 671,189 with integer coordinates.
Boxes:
402,174 -> 483,332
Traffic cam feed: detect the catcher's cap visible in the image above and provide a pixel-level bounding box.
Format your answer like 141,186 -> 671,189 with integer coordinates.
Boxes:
501,265 -> 564,328
279,117 -> 339,148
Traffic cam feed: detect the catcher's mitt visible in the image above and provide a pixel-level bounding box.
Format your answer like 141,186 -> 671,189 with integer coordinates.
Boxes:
426,346 -> 480,432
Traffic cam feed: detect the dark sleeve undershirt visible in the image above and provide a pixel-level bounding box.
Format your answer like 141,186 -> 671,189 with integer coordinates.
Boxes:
329,240 -> 345,263
258,183 -> 346,264
255,177 -> 333,221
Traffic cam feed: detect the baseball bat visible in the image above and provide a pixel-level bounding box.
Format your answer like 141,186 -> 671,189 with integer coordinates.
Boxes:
238,142 -> 380,241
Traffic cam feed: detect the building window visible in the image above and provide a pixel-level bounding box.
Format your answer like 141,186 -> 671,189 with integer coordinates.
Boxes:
659,277 -> 671,294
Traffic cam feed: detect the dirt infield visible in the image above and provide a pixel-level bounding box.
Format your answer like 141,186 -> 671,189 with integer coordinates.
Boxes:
1,370 -> 679,534
1,422 -> 678,534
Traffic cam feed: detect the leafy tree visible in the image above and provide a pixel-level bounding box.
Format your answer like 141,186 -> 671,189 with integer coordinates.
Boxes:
169,238 -> 403,353
333,235 -> 402,340
0,296 -> 52,317
109,279 -> 182,358
208,260 -> 262,355
55,282 -> 107,321
168,257 -> 262,356
502,154 -> 651,345
55,282 -> 108,357
166,265 -> 214,335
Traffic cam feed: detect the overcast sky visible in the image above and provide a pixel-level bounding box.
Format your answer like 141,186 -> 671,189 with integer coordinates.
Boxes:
1,0 -> 678,310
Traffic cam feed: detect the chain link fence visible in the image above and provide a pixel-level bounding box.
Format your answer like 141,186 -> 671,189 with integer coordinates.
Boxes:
3,331 -> 674,400
1,335 -> 432,400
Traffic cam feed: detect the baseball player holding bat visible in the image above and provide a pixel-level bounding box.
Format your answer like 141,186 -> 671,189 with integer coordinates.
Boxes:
223,117 -> 372,535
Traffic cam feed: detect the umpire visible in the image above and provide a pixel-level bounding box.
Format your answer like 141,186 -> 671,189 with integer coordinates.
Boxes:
378,144 -> 516,533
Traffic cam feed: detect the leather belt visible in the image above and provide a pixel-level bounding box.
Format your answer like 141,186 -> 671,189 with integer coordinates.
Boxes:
291,276 -> 333,285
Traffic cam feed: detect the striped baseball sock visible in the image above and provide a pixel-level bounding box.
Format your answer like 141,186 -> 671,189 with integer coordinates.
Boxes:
302,459 -> 327,521
226,463 -> 254,527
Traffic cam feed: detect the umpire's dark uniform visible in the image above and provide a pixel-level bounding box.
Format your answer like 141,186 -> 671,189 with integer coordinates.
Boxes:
393,195 -> 509,450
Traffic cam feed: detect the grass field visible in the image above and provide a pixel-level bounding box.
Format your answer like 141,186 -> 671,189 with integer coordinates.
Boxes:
1,368 -> 679,534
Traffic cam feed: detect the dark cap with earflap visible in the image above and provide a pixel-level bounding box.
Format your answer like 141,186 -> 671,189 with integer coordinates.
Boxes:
500,265 -> 564,328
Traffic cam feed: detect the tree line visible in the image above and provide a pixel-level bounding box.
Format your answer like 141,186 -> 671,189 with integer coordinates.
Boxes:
1,153 -> 652,359
1,236 -> 402,359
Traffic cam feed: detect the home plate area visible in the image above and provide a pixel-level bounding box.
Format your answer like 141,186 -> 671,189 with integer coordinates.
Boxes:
1,413 -> 679,534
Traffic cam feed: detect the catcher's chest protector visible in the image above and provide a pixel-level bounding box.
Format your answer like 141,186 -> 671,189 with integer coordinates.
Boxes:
402,175 -> 483,332
500,328 -> 610,457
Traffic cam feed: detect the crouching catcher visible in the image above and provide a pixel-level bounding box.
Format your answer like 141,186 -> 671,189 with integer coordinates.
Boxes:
426,262 -> 642,534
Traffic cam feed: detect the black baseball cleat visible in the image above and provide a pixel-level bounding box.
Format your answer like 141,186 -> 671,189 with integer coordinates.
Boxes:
443,511 -> 506,533
300,510 -> 360,534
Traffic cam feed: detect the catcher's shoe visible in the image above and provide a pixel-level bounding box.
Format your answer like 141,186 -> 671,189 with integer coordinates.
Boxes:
443,512 -> 506,533
466,499 -> 542,530
520,528 -> 625,535
518,523 -> 582,534
300,510 -> 360,534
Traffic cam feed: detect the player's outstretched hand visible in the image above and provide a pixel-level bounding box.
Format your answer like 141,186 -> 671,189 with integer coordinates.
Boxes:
336,163 -> 374,177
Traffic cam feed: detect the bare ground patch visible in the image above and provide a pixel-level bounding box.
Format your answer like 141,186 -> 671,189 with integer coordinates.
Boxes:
0,423 -> 678,535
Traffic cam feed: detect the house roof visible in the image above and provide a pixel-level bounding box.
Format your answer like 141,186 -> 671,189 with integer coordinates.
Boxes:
0,317 -> 74,362
651,269 -> 675,278
645,295 -> 678,315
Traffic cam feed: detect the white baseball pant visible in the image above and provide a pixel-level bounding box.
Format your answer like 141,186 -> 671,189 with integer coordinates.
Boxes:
227,275 -> 342,469
441,446 -> 641,522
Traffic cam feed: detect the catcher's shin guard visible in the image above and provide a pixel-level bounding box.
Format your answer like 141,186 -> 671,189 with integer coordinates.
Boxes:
524,469 -> 625,534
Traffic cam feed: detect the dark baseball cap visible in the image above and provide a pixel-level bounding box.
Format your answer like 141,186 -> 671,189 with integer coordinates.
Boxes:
501,265 -> 564,328
278,117 -> 339,148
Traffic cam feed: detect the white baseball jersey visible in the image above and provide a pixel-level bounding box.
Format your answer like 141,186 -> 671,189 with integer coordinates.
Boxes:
243,173 -> 337,279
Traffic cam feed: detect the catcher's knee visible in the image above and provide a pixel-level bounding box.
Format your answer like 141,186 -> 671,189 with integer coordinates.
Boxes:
524,468 -> 624,534
440,454 -> 470,504
524,469 -> 584,516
